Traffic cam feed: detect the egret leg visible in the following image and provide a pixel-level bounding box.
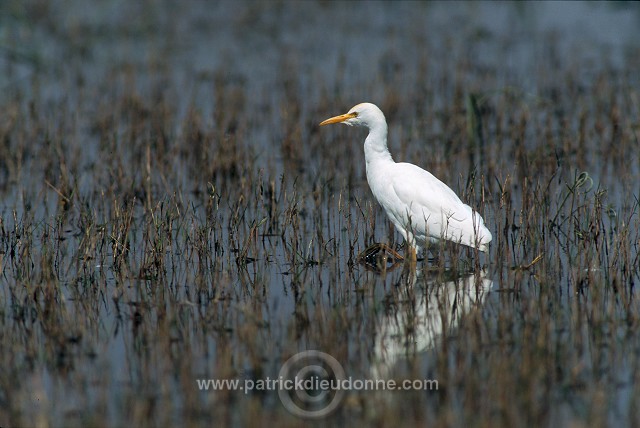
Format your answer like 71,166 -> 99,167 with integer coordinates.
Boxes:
405,246 -> 418,270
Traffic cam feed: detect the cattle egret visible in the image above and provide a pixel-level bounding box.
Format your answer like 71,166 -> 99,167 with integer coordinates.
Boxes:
320,102 -> 491,261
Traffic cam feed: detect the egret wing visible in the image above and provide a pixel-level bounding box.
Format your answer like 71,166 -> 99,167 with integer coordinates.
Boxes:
390,163 -> 471,222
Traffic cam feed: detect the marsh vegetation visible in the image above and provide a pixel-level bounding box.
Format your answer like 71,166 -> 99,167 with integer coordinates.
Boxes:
1,1 -> 640,426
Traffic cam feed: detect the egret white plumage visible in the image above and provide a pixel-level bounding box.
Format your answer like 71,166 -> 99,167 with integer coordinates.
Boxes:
320,103 -> 492,260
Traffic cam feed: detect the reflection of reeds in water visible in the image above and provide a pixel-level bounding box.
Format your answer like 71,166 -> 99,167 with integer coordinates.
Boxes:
371,270 -> 493,380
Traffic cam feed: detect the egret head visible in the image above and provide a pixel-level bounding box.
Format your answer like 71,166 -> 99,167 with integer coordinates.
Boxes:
320,102 -> 385,128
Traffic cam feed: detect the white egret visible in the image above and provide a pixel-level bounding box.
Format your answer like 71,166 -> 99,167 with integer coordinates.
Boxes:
320,103 -> 492,261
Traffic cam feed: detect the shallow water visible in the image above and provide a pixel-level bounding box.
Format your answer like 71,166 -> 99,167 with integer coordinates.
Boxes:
1,1 -> 640,426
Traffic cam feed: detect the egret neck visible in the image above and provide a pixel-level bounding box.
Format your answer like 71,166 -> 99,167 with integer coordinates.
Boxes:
363,118 -> 393,165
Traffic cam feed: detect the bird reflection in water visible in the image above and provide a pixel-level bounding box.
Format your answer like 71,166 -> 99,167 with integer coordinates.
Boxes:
369,267 -> 493,380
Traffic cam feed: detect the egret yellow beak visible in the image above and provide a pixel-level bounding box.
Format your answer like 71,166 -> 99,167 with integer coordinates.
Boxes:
319,112 -> 357,126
